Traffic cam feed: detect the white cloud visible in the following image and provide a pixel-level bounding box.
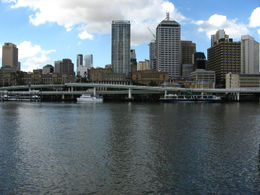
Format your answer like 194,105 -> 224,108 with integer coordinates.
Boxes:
3,0 -> 185,45
249,7 -> 260,27
17,41 -> 56,72
195,14 -> 249,39
78,30 -> 93,40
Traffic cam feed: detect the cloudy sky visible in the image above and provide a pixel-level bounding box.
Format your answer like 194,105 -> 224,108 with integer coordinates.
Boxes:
0,0 -> 259,72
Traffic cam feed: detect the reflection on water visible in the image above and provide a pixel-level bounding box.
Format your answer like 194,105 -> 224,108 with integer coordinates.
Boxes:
0,102 -> 260,194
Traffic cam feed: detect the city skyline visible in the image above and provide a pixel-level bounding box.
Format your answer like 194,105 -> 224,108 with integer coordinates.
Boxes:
0,0 -> 259,72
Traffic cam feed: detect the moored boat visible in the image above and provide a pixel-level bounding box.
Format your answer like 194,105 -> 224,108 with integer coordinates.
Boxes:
77,94 -> 103,103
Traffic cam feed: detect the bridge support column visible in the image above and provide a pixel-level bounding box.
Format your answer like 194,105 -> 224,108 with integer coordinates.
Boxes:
62,94 -> 65,100
164,90 -> 167,98
237,93 -> 240,102
93,87 -> 96,96
128,88 -> 132,99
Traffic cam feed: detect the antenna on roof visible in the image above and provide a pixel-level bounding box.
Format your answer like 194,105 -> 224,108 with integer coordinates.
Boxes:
166,12 -> 170,20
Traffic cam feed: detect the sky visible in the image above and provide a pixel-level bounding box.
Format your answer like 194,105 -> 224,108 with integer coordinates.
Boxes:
0,0 -> 259,72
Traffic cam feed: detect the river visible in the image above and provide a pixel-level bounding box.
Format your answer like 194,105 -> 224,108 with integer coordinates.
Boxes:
0,102 -> 260,194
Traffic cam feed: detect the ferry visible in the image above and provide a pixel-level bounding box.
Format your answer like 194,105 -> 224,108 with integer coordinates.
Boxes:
77,94 -> 103,103
160,94 -> 222,103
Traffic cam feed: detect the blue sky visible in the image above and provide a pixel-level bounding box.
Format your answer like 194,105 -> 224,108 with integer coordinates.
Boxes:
0,0 -> 259,72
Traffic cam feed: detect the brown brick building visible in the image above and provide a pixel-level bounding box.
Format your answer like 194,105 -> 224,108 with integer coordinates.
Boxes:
207,39 -> 241,87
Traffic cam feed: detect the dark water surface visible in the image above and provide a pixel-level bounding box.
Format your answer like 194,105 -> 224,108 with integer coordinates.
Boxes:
0,102 -> 260,194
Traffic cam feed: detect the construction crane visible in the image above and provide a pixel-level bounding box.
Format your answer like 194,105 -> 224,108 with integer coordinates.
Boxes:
147,27 -> 156,41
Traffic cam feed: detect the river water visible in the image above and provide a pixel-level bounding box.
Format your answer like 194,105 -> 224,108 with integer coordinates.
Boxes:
0,102 -> 260,194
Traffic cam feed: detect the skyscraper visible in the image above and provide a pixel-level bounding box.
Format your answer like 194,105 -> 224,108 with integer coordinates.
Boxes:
111,20 -> 131,77
84,54 -> 93,69
211,29 -> 229,47
149,41 -> 157,70
2,42 -> 19,71
207,31 -> 241,87
77,54 -> 83,67
55,59 -> 74,75
241,35 -> 259,74
156,13 -> 181,78
181,40 -> 196,65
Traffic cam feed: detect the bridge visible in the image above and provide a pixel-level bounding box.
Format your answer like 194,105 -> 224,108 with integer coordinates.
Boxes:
1,83 -> 260,101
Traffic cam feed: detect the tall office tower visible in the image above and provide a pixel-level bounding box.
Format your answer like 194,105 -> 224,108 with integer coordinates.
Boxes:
54,59 -> 74,75
241,35 -> 259,74
77,54 -> 83,67
156,13 -> 181,78
2,42 -> 19,71
181,41 -> 196,64
130,49 -> 137,72
84,54 -> 93,69
149,41 -> 157,70
193,52 -> 207,70
111,20 -> 131,77
207,32 -> 241,87
211,29 -> 229,47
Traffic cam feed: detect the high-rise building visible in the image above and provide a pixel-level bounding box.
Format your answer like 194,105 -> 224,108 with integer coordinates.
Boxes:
42,64 -> 54,74
207,31 -> 241,87
149,41 -> 157,70
181,40 -> 196,65
77,54 -> 83,67
193,52 -> 207,70
84,54 -> 93,69
130,49 -> 137,72
138,60 -> 150,71
54,59 -> 74,75
156,13 -> 181,78
111,20 -> 131,77
241,35 -> 259,74
211,29 -> 229,47
2,42 -> 19,71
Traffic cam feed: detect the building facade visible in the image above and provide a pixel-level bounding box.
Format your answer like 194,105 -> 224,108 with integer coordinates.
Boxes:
207,33 -> 241,87
149,41 -> 157,70
111,20 -> 131,77
226,73 -> 260,88
190,69 -> 216,88
84,54 -> 93,69
156,14 -> 181,78
211,29 -> 229,47
181,40 -> 196,65
42,64 -> 54,74
132,70 -> 169,86
2,43 -> 19,71
193,52 -> 207,70
54,59 -> 74,76
138,60 -> 150,71
241,35 -> 259,74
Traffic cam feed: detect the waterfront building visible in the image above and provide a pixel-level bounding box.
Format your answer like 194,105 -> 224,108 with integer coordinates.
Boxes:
88,67 -> 127,84
207,31 -> 241,87
226,73 -> 260,88
241,35 -> 259,74
190,69 -> 216,88
149,41 -> 157,70
132,70 -> 168,86
156,13 -> 181,78
2,43 -> 19,71
111,20 -> 131,77
193,52 -> 207,70
54,59 -> 74,76
138,60 -> 150,71
42,64 -> 54,74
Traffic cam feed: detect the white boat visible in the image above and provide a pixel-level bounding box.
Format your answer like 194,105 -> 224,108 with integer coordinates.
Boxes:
77,94 -> 103,103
